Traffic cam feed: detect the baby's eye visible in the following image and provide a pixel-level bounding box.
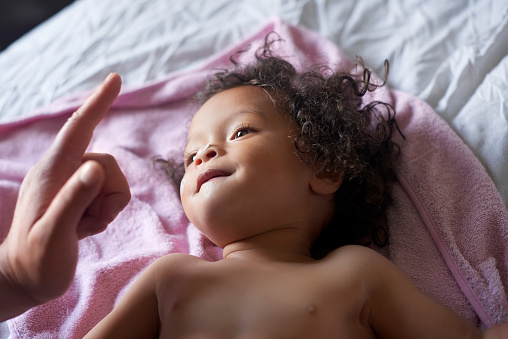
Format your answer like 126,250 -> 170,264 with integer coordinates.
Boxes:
185,152 -> 197,166
234,129 -> 251,139
232,125 -> 254,140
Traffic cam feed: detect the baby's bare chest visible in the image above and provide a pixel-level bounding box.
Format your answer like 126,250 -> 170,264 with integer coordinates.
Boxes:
157,262 -> 375,339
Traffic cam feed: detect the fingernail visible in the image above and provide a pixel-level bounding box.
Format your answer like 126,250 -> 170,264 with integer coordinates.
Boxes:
106,72 -> 119,82
103,73 -> 113,85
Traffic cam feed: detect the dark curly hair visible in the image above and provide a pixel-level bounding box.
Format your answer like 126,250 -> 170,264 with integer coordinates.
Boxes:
155,33 -> 401,259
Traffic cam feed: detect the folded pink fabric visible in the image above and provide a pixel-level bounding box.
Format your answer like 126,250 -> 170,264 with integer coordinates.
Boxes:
388,91 -> 508,328
1,18 -> 507,337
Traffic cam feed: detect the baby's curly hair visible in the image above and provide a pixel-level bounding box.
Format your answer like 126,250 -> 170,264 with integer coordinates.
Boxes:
157,33 -> 401,259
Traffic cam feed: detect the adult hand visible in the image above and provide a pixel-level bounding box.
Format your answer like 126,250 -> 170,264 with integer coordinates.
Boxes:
0,73 -> 131,321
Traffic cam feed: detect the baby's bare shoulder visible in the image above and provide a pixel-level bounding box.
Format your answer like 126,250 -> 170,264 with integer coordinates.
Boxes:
152,253 -> 210,271
324,245 -> 388,267
320,245 -> 392,283
147,253 -> 212,284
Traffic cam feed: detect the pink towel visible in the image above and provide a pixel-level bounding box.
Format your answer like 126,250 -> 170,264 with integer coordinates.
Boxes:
1,18 -> 507,337
388,92 -> 508,328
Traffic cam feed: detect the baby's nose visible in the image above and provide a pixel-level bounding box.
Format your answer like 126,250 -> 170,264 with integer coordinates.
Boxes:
195,146 -> 217,165
203,148 -> 217,160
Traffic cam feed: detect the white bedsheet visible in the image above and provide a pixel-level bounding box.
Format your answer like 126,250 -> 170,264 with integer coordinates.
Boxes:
0,0 -> 507,335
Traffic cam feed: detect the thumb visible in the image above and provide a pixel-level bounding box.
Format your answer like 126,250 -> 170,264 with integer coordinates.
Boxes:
37,161 -> 106,240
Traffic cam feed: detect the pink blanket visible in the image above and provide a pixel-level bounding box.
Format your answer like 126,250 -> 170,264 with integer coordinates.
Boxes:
1,18 -> 507,337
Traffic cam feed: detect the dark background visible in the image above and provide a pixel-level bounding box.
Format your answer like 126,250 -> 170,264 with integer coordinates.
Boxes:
0,0 -> 75,51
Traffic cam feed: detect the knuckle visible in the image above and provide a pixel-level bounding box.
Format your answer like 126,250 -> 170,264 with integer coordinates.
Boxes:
85,152 -> 117,165
100,153 -> 116,164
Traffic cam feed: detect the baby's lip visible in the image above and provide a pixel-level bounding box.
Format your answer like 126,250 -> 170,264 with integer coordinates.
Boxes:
196,169 -> 231,192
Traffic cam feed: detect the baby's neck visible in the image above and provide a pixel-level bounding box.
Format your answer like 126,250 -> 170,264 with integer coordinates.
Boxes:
222,228 -> 315,264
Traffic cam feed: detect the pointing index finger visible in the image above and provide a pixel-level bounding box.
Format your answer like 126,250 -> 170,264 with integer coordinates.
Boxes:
51,73 -> 122,160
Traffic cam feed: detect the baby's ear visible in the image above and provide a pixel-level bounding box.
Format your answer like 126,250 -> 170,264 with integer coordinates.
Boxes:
309,171 -> 343,195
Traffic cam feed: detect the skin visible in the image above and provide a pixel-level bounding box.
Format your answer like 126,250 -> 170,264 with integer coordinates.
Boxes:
1,78 -> 505,337
84,86 -> 507,338
0,73 -> 130,321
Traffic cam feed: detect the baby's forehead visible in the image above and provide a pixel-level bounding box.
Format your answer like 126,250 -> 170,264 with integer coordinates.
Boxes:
201,85 -> 276,111
190,86 -> 278,124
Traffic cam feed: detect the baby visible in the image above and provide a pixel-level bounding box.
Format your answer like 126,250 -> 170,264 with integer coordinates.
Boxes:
1,36 -> 506,337
83,39 -> 507,338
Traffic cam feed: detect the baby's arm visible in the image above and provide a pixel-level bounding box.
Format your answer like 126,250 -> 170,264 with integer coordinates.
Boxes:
351,246 -> 507,338
83,259 -> 161,338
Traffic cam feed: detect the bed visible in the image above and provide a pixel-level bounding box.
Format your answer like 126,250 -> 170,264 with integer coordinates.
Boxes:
0,0 -> 507,337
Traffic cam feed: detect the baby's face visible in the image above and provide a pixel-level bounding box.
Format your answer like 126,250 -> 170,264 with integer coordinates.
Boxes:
181,86 -> 317,247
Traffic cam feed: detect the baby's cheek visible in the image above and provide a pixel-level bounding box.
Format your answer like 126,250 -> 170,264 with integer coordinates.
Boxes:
180,178 -> 186,197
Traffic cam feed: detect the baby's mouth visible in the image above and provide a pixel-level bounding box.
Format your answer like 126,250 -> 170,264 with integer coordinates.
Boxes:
196,169 -> 231,192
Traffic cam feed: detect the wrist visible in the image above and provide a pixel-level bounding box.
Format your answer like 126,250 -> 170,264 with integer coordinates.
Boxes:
0,242 -> 40,321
